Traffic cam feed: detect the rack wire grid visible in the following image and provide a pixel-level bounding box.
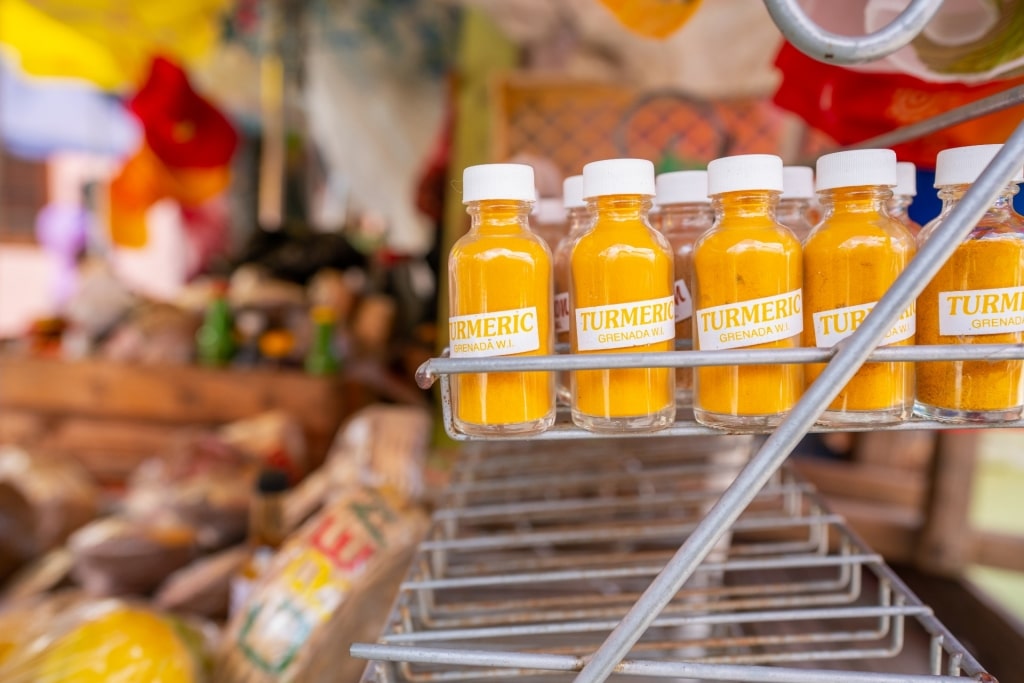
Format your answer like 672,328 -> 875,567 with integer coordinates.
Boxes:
353,437 -> 989,683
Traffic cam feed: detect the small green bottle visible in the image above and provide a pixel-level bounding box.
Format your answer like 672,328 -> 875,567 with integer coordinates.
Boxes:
196,283 -> 236,367
304,306 -> 340,375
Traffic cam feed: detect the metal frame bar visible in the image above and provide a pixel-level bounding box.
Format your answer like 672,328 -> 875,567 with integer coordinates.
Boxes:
762,0 -> 942,64
353,646 -> 973,683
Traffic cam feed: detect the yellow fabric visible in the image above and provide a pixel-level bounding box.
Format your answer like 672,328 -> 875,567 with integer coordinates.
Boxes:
0,0 -> 228,90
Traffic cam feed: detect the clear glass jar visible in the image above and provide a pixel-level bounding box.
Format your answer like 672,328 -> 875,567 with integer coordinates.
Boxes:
553,199 -> 590,405
570,159 -> 675,433
777,196 -> 816,242
659,201 -> 712,407
692,155 -> 803,431
449,164 -> 555,436
888,193 -> 922,236
803,183 -> 916,426
916,181 -> 1024,422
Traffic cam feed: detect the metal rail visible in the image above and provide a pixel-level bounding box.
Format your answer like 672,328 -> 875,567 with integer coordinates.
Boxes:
353,442 -> 989,682
763,0 -> 941,64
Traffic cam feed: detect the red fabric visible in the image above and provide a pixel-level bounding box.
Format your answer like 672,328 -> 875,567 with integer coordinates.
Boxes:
772,43 -> 1024,168
128,56 -> 238,169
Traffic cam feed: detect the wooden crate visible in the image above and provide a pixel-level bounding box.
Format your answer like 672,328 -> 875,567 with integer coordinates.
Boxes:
0,356 -> 364,483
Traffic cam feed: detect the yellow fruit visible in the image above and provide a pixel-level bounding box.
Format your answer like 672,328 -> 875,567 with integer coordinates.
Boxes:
38,607 -> 196,683
598,0 -> 703,39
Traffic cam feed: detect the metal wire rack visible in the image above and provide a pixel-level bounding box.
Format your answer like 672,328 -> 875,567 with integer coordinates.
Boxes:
354,438 -> 988,682
356,2 -> 1024,680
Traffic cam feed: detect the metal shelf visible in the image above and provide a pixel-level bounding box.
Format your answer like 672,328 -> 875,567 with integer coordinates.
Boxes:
419,343 -> 1024,441
353,439 -> 988,682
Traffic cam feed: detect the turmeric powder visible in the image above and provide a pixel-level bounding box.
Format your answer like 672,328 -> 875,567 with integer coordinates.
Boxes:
803,150 -> 916,426
449,164 -> 555,436
916,145 -> 1024,422
692,154 -> 803,430
570,159 -> 675,433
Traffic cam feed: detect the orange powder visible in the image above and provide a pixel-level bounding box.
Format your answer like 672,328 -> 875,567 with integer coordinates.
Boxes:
917,235 -> 1024,413
449,200 -> 554,432
692,191 -> 803,423
803,189 -> 916,419
570,195 -> 674,422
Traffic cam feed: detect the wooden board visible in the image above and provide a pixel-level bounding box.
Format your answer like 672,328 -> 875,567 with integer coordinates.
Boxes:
0,356 -> 362,477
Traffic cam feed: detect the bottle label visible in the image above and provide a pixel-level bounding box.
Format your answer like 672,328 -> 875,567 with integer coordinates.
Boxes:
674,279 -> 693,322
695,289 -> 803,351
554,292 -> 570,333
575,295 -> 674,351
813,301 -> 916,348
938,286 -> 1024,336
449,307 -> 540,358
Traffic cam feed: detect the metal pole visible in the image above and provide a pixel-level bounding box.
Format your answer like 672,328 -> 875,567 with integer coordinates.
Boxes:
351,644 -> 970,683
851,84 -> 1024,150
572,120 -> 1024,683
763,0 -> 941,64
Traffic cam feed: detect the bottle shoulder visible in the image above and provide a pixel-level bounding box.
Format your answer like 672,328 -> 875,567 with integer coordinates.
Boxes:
695,218 -> 800,252
450,229 -> 552,261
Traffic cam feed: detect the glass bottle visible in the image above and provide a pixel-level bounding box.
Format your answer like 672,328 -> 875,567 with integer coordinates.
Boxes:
532,197 -> 568,254
803,149 -> 916,426
448,163 -> 555,436
692,154 -> 803,430
196,282 -> 236,367
655,170 -> 713,407
304,305 -> 341,375
890,161 -> 923,236
570,158 -> 675,433
229,468 -> 290,617
916,144 -> 1024,423
779,166 -> 817,241
553,175 -> 589,405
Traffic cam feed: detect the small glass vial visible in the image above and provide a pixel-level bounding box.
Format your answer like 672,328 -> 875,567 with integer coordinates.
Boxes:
692,154 -> 803,430
779,166 -> 817,241
916,144 -> 1024,423
533,197 -> 568,253
570,158 -> 675,433
553,175 -> 589,404
890,161 -> 923,236
448,163 -> 555,436
655,170 -> 712,407
803,149 -> 916,426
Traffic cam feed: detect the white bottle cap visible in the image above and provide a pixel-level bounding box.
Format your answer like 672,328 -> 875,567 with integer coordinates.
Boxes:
563,175 -> 585,209
816,149 -> 897,191
462,163 -> 536,203
894,162 -> 917,197
707,154 -> 784,195
934,144 -> 1024,187
656,170 -> 709,205
781,166 -> 814,199
533,197 -> 565,224
582,158 -> 655,199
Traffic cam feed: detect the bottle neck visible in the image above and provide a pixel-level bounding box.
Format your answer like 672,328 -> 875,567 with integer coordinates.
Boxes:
711,190 -> 780,222
817,186 -> 892,219
888,195 -> 913,216
938,183 -> 1019,219
249,492 -> 287,549
467,200 -> 533,235
566,206 -> 591,235
660,202 -> 713,234
587,195 -> 652,226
